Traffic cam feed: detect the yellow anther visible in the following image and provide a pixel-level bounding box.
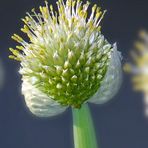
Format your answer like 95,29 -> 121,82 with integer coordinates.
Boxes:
78,5 -> 82,14
59,0 -> 62,3
42,7 -> 48,19
50,5 -> 53,11
92,4 -> 97,12
88,21 -> 94,29
9,55 -> 20,61
9,55 -> 15,59
9,48 -> 20,56
11,35 -> 19,42
25,16 -> 30,22
9,48 -> 14,52
97,26 -> 101,31
71,17 -> 75,23
21,28 -> 25,33
65,19 -> 69,26
96,7 -> 101,13
80,11 -> 85,17
14,34 -> 23,42
67,0 -> 72,7
28,35 -> 33,41
16,46 -> 23,50
137,55 -> 148,67
123,63 -> 132,73
39,6 -> 43,13
43,7 -> 47,13
96,12 -> 102,19
49,27 -> 53,33
21,25 -> 29,33
86,1 -> 90,5
53,17 -> 57,24
60,6 -> 64,13
72,1 -> 76,7
31,8 -> 35,12
134,42 -> 144,51
21,19 -> 27,24
62,14 -> 66,21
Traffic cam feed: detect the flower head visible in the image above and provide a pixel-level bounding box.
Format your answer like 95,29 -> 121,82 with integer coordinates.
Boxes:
10,0 -> 122,117
124,30 -> 148,92
124,30 -> 148,116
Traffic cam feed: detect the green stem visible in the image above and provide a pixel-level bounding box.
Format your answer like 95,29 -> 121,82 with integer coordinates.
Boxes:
72,103 -> 98,148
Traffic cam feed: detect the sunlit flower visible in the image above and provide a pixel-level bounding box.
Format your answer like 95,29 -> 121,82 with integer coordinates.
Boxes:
9,0 -> 122,117
124,30 -> 148,116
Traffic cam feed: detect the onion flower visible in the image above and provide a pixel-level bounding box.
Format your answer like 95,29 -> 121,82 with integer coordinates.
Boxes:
124,30 -> 148,117
9,0 -> 122,148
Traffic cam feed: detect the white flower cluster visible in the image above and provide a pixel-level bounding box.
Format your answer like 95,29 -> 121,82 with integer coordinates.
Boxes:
10,0 -> 122,117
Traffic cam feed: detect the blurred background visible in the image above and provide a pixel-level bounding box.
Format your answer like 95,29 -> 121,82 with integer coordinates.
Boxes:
0,0 -> 148,148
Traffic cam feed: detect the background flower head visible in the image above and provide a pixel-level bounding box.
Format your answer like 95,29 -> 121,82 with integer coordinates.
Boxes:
124,30 -> 148,92
124,30 -> 148,116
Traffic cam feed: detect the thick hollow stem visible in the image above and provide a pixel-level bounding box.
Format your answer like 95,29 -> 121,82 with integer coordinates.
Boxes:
72,103 -> 98,148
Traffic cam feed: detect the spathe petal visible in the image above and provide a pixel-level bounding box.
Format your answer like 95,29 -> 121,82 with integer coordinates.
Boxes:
89,44 -> 122,104
22,78 -> 68,117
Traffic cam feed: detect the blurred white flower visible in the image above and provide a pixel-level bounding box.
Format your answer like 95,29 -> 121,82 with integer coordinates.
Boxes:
124,30 -> 148,116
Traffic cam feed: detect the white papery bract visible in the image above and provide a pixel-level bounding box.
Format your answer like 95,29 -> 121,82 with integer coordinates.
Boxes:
89,44 -> 122,104
10,0 -> 122,117
22,78 -> 68,117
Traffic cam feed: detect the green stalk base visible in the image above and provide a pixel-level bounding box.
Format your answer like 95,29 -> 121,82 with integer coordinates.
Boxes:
72,103 -> 98,148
